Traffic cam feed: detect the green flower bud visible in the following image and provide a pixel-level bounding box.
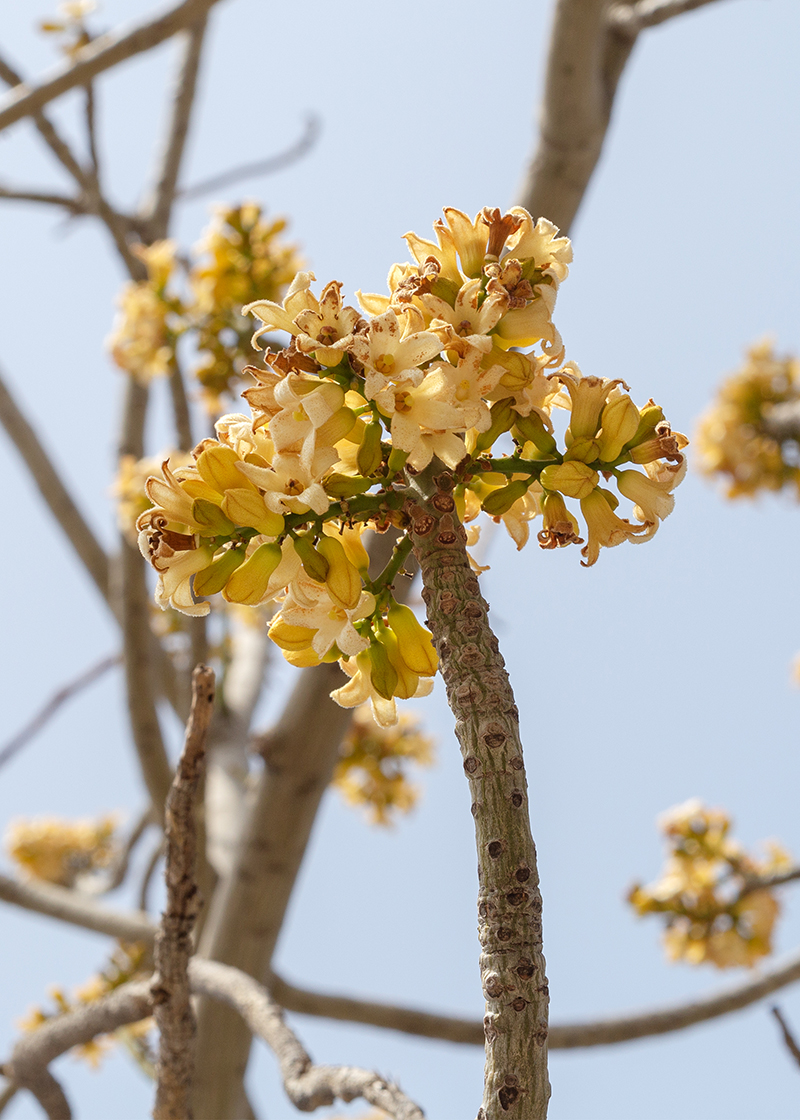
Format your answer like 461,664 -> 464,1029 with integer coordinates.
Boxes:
191,498 -> 235,537
293,533 -> 329,583
193,546 -> 246,597
357,421 -> 384,477
474,398 -> 516,454
539,461 -> 598,500
512,411 -> 558,455
481,478 -> 532,515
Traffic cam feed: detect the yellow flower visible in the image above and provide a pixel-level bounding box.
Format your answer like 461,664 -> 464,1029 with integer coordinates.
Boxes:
579,487 -> 651,567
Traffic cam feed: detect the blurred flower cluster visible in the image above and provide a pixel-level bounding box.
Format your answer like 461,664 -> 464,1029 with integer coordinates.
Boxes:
108,204 -> 303,411
629,798 -> 793,969
18,942 -> 154,1070
334,706 -> 434,825
696,341 -> 800,499
6,815 -> 117,888
135,206 -> 686,724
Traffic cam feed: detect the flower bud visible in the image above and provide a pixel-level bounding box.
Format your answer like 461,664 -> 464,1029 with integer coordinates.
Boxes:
368,638 -> 399,700
292,533 -> 330,583
387,602 -> 439,676
563,438 -> 600,464
474,398 -> 516,454
379,627 -> 419,699
512,412 -> 557,455
196,445 -> 254,495
269,618 -> 316,651
191,498 -> 235,537
481,478 -> 531,515
357,421 -> 384,477
597,394 -> 640,462
223,541 -> 283,604
193,546 -> 246,597
540,461 -> 598,499
323,473 -> 373,498
387,446 -> 409,473
221,488 -> 284,537
317,535 -> 362,611
316,406 -> 358,446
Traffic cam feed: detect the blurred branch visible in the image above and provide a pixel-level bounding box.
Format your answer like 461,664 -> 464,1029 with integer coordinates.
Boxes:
0,0 -> 225,136
168,360 -> 194,451
0,366 -> 111,602
608,0 -> 728,33
771,1006 -> 800,1069
0,1082 -> 17,1115
517,0 -> 729,233
740,866 -> 800,898
193,531 -> 414,1117
138,836 -> 167,914
91,807 -> 154,895
189,960 -> 425,1120
0,654 -> 121,772
152,665 -> 214,1120
0,873 -> 156,943
3,979 -> 153,1120
83,83 -> 100,175
179,115 -> 321,202
0,185 -> 84,213
141,15 -> 209,240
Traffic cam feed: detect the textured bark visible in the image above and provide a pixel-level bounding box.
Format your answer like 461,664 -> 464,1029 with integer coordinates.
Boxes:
406,473 -> 549,1120
152,665 -> 215,1120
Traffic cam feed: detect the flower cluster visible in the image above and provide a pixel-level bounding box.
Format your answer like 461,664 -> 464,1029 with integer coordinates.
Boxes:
19,942 -> 153,1070
696,341 -> 800,499
6,815 -> 117,888
107,205 -> 303,410
137,206 -> 686,724
334,706 -> 434,824
628,799 -> 792,969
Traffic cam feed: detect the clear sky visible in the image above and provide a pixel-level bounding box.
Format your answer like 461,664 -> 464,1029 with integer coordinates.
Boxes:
1,1 -> 799,1117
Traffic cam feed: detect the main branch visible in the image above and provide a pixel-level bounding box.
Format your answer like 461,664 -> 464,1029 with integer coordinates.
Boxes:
406,472 -> 548,1120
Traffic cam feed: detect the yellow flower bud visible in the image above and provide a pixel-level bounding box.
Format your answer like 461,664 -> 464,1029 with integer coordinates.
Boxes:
474,398 -> 516,454
323,473 -> 373,498
596,395 -> 640,462
191,498 -> 235,537
196,445 -> 255,495
223,541 -> 283,605
292,533 -> 330,583
357,421 -> 384,477
540,461 -> 598,499
317,535 -> 362,611
337,526 -> 371,574
193,546 -> 246,597
563,438 -> 600,464
387,602 -> 438,676
269,618 -> 317,651
512,412 -> 557,455
368,639 -> 399,701
221,488 -> 284,537
379,627 -> 419,699
316,406 -> 358,446
282,647 -> 323,668
481,478 -> 531,516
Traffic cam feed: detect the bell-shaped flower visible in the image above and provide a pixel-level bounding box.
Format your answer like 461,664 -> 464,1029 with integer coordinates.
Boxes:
579,487 -> 651,567
277,573 -> 375,659
293,280 -> 365,366
243,271 -> 319,347
421,277 -> 508,343
504,212 -> 573,282
331,651 -> 433,728
349,309 -> 442,399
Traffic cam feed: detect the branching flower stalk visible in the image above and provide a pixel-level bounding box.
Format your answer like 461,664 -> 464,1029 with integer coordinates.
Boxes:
136,204 -> 688,1117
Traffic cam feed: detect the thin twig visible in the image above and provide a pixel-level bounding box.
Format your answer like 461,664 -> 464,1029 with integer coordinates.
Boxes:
0,1082 -> 18,1115
140,15 -> 209,240
139,836 -> 167,914
189,960 -> 425,1120
771,1006 -> 800,1069
0,654 -> 121,771
0,873 -> 155,943
0,0 -> 225,136
0,185 -> 84,213
0,366 -> 111,603
91,807 -> 154,895
152,665 -> 215,1120
179,115 -> 321,202
83,83 -> 100,174
609,0 -> 728,33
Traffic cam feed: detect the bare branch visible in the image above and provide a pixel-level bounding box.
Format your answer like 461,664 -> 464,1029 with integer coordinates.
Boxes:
0,185 -> 84,213
152,665 -> 215,1120
609,0 -> 728,33
0,366 -> 111,602
83,84 -> 100,175
0,654 -> 121,771
179,115 -> 321,202
771,1006 -> 800,1070
4,979 -> 153,1120
141,16 -> 209,240
0,872 -> 156,944
0,1081 -> 18,1115
189,960 -> 425,1120
0,0 -> 225,137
